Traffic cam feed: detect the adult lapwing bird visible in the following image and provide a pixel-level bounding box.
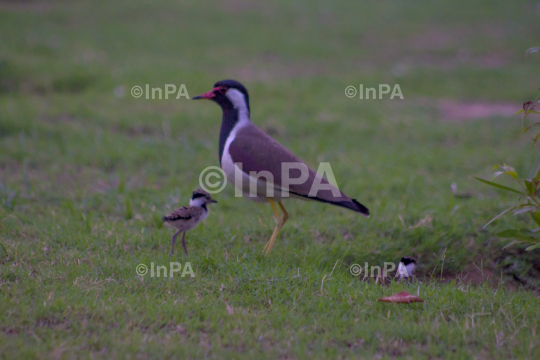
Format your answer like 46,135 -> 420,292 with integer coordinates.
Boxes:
162,189 -> 217,255
193,80 -> 369,254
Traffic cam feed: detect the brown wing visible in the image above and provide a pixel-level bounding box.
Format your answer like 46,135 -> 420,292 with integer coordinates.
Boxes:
162,206 -> 203,222
228,124 -> 369,216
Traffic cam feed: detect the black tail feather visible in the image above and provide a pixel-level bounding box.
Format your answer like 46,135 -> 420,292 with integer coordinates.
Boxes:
289,191 -> 369,217
351,199 -> 370,217
334,198 -> 369,217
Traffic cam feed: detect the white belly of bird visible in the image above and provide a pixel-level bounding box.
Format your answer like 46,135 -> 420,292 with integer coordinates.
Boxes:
397,262 -> 416,278
221,127 -> 270,202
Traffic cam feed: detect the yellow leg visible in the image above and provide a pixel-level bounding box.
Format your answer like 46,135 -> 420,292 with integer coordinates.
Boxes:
262,200 -> 289,255
262,199 -> 281,253
278,201 -> 289,226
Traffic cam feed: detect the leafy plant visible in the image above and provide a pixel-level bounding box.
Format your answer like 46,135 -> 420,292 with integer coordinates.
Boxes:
474,92 -> 540,251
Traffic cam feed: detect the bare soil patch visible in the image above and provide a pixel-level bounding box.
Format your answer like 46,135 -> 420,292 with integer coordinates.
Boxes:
439,100 -> 518,122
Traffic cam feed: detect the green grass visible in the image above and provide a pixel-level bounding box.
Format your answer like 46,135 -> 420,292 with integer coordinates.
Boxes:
1,0 -> 540,358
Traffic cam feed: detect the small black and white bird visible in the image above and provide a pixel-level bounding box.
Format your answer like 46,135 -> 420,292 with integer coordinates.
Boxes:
397,256 -> 417,280
193,80 -> 369,254
162,189 -> 217,255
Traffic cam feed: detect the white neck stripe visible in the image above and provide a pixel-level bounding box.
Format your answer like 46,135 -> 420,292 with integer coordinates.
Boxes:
226,89 -> 250,124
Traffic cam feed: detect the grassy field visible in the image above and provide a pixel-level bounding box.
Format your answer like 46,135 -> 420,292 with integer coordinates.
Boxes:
1,0 -> 540,358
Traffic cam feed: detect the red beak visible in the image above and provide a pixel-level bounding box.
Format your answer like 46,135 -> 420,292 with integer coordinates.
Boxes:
193,86 -> 221,100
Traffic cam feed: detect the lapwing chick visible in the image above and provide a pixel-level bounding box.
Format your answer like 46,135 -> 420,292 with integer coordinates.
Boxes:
193,80 -> 369,254
162,189 -> 217,255
397,256 -> 417,280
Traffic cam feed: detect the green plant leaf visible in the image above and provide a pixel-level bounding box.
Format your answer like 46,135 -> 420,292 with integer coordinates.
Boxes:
474,177 -> 524,195
525,243 -> 540,251
530,153 -> 540,180
525,179 -> 536,198
483,207 -> 515,228
523,123 -> 540,134
497,229 -> 540,242
493,165 -> 518,180
533,133 -> 540,147
532,212 -> 540,227
512,206 -> 536,215
525,47 -> 540,56
503,239 -> 525,249
525,179 -> 536,197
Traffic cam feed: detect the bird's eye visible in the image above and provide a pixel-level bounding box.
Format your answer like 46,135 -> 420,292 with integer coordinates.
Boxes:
219,86 -> 228,93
